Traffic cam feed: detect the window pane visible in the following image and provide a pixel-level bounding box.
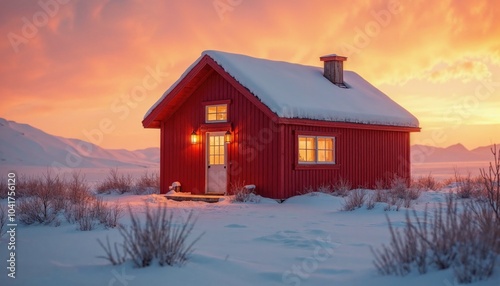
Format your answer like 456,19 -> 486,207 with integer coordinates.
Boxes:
298,149 -> 306,161
207,114 -> 217,121
318,150 -> 325,162
318,139 -> 325,149
219,146 -> 224,155
298,137 -> 306,149
306,150 -> 315,162
325,138 -> 333,149
210,146 -> 215,156
217,113 -> 227,121
298,135 -> 335,164
206,104 -> 228,122
209,156 -> 214,165
306,138 -> 315,149
325,150 -> 333,162
217,105 -> 227,113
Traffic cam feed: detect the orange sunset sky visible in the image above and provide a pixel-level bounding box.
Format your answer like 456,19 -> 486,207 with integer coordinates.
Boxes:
1,0 -> 499,151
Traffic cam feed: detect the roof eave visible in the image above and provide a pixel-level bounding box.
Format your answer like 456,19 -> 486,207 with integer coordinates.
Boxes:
278,118 -> 421,132
142,55 -> 214,128
143,53 -> 280,128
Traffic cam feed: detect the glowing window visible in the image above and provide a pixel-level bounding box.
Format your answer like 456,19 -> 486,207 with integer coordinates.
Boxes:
298,136 -> 335,164
206,104 -> 227,123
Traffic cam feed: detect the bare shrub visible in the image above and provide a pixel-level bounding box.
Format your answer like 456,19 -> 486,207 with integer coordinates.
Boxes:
366,193 -> 376,210
63,202 -> 76,223
77,204 -> 97,231
342,189 -> 366,211
371,212 -> 426,276
317,184 -> 333,194
0,204 -> 7,237
97,236 -> 126,265
96,168 -> 133,194
441,176 -> 458,189
38,170 -> 67,212
372,194 -> 499,283
414,173 -> 440,191
18,196 -> 56,225
65,195 -> 122,230
16,171 -> 65,225
134,171 -> 160,194
100,202 -> 124,229
106,203 -> 202,267
389,175 -> 408,199
374,178 -> 387,190
333,177 -> 351,197
479,144 -> 500,221
384,175 -> 422,210
12,170 -> 123,231
64,197 -> 90,224
92,197 -> 107,220
230,181 -> 260,203
298,185 -> 315,196
15,174 -> 41,197
454,170 -> 482,199
374,189 -> 389,203
66,171 -> 92,205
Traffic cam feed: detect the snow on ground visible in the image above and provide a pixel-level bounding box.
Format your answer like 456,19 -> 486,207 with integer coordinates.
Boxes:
1,191 -> 499,286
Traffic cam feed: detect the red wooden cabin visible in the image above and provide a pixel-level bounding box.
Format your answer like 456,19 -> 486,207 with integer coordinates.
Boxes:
143,51 -> 420,199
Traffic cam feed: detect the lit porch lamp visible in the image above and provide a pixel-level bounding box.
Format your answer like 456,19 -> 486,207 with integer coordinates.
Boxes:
191,130 -> 199,144
225,130 -> 232,143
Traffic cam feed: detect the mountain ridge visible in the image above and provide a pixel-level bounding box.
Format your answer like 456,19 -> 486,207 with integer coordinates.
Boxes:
1,118 -> 497,167
0,118 -> 159,168
411,143 -> 498,163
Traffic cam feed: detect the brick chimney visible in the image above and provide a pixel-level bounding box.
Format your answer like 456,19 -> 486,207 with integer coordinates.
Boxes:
320,54 -> 347,87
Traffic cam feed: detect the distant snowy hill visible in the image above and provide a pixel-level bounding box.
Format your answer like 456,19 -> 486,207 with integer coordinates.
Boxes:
1,117 -> 496,168
411,143 -> 497,163
0,118 -> 159,168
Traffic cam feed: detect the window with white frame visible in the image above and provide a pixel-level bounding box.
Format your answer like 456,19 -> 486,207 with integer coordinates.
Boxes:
298,136 -> 335,164
205,104 -> 227,123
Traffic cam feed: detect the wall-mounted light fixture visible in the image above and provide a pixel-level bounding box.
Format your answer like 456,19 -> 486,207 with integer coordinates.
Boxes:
191,130 -> 198,144
225,130 -> 232,143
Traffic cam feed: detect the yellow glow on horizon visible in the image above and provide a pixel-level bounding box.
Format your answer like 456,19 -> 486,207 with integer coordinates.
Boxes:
1,0 -> 499,150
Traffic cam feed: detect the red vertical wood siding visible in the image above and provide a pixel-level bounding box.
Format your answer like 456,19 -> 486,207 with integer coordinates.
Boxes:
160,71 -> 281,197
158,64 -> 413,200
281,124 -> 411,198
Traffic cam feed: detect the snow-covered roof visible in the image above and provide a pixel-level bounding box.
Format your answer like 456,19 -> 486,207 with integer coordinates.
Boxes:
145,50 -> 419,128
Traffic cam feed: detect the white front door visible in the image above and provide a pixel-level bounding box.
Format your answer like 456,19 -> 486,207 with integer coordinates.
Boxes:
206,132 -> 227,194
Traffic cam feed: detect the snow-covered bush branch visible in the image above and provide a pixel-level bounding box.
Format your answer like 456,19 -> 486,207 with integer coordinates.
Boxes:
98,203 -> 203,268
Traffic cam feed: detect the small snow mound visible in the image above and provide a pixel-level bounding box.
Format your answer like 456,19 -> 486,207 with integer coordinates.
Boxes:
143,194 -> 168,204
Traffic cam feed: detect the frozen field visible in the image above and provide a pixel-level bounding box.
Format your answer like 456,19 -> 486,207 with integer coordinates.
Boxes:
1,190 -> 499,286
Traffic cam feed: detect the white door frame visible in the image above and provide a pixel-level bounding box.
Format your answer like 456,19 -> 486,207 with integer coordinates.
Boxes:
205,131 -> 228,194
